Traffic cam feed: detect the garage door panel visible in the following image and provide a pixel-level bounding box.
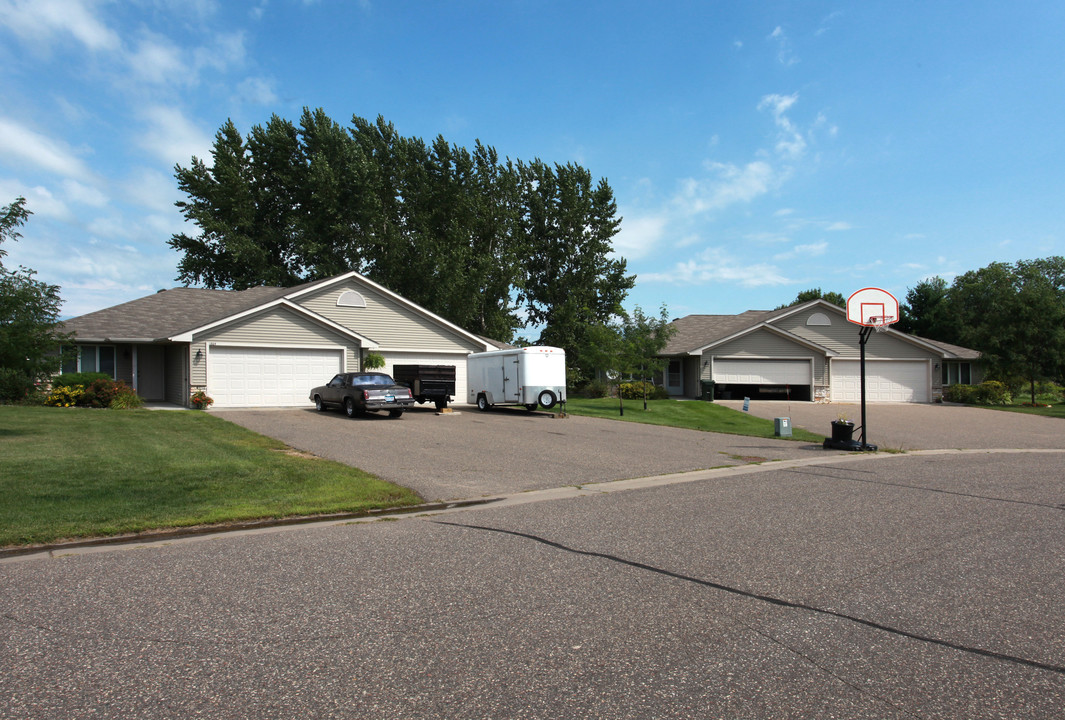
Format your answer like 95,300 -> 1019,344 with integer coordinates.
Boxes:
208,347 -> 343,408
831,360 -> 928,403
714,359 -> 811,385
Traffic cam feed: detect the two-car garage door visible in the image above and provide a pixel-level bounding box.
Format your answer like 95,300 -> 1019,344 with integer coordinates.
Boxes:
831,360 -> 929,403
208,346 -> 343,408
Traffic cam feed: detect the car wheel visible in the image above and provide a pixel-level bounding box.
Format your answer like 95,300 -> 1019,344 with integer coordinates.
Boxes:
344,398 -> 357,418
525,403 -> 538,411
389,409 -> 404,418
537,390 -> 557,409
314,395 -> 325,412
476,394 -> 489,411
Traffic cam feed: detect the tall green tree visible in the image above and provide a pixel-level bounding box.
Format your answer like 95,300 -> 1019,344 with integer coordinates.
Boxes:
947,257 -> 1065,403
0,197 -> 70,402
897,276 -> 951,339
581,304 -> 676,412
170,110 -> 578,343
775,288 -> 846,310
517,159 -> 634,371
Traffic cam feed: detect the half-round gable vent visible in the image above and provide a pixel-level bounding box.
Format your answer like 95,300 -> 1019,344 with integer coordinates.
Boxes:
807,312 -> 832,326
337,290 -> 367,308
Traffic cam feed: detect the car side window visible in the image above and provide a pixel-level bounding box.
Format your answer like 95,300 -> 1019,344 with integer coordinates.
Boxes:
328,375 -> 344,388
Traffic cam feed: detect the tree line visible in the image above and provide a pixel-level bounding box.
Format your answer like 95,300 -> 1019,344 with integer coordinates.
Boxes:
170,109 -> 634,375
896,257 -> 1065,403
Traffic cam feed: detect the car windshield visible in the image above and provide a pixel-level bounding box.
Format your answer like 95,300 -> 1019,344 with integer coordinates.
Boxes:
351,374 -> 395,386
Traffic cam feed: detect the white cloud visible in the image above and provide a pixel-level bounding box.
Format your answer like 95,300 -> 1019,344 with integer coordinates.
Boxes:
0,0 -> 121,52
137,106 -> 214,167
677,160 -> 777,215
236,76 -> 279,105
0,117 -> 95,183
758,93 -> 806,160
825,221 -> 851,231
774,240 -> 828,260
613,214 -> 667,260
121,167 -> 182,214
768,25 -> 798,66
128,31 -> 189,85
0,179 -> 73,221
61,179 -> 109,208
640,247 -> 792,288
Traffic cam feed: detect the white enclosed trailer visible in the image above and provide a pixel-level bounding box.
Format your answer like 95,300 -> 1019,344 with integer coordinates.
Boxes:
467,346 -> 567,411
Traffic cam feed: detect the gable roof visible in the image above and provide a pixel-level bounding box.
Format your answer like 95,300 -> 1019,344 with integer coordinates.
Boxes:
663,299 -> 981,359
62,272 -> 494,351
61,286 -> 292,342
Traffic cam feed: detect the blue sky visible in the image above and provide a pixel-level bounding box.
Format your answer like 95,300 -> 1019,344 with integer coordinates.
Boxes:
2,1 -> 1063,323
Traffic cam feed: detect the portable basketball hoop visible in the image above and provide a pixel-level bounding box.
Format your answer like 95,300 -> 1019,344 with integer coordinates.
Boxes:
824,288 -> 900,452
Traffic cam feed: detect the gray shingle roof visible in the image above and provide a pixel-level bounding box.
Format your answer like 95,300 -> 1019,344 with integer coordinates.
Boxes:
661,310 -> 775,354
61,286 -> 293,341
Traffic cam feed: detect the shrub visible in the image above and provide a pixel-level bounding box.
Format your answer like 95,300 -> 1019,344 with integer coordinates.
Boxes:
581,379 -> 611,398
944,381 -> 1011,405
109,385 -> 144,410
617,379 -> 664,402
46,384 -> 84,407
52,372 -> 111,389
81,378 -> 123,408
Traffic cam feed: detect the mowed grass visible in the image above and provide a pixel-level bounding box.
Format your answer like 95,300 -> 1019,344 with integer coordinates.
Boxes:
984,403 -> 1065,419
0,407 -> 421,547
563,397 -> 825,442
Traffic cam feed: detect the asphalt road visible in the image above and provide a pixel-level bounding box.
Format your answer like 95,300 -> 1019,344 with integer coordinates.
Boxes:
3,450 -> 1063,719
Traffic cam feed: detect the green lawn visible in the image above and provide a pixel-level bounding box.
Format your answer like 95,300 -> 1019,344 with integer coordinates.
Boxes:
563,397 -> 825,442
0,407 -> 422,547
980,403 -> 1065,419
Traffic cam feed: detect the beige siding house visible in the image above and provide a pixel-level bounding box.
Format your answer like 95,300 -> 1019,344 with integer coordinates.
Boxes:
61,272 -> 498,408
661,300 -> 982,403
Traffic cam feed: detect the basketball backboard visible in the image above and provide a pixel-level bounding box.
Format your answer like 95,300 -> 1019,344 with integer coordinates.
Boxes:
846,287 -> 899,328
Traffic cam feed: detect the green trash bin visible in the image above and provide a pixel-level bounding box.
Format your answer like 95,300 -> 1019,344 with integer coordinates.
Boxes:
700,380 -> 715,401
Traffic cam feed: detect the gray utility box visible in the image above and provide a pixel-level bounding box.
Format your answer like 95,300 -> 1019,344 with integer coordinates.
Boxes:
774,417 -> 792,437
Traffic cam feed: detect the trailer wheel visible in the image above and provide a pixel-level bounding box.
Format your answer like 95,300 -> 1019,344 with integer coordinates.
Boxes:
476,394 -> 489,411
537,390 -> 557,409
525,403 -> 538,411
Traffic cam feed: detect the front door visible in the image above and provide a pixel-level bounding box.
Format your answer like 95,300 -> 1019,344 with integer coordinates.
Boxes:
665,358 -> 683,396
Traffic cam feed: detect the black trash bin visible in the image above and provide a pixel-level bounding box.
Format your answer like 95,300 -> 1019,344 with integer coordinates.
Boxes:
830,420 -> 854,443
700,380 -> 715,401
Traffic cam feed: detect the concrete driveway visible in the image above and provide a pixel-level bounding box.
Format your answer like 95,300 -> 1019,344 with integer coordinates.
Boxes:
717,399 -> 1065,451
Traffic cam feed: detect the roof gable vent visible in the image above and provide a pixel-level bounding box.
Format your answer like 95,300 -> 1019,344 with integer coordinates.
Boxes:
807,312 -> 831,326
337,290 -> 367,308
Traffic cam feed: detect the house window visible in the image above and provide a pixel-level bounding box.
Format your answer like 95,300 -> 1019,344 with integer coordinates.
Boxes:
337,290 -> 367,308
69,345 -> 116,378
807,312 -> 832,326
942,362 -> 971,386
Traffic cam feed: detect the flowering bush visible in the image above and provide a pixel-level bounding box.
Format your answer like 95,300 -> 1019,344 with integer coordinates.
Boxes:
110,385 -> 144,409
618,381 -> 668,400
190,390 -> 214,409
46,385 -> 84,407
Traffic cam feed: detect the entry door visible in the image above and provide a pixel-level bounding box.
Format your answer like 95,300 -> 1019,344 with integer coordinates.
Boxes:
665,359 -> 683,395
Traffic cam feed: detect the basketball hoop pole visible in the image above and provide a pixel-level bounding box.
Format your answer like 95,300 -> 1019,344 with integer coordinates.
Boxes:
859,325 -> 873,449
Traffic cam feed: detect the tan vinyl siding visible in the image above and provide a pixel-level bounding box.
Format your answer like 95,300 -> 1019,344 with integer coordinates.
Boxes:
192,307 -> 360,386
775,309 -> 939,361
297,282 -> 484,353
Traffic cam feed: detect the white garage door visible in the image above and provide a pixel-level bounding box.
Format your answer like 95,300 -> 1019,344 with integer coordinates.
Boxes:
382,352 -> 468,406
713,359 -> 812,385
208,346 -> 343,408
831,360 -> 929,403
